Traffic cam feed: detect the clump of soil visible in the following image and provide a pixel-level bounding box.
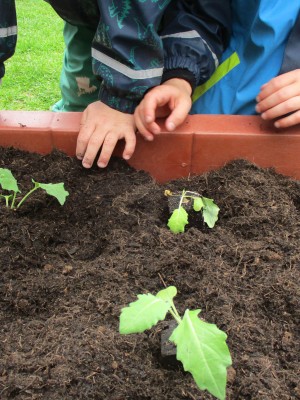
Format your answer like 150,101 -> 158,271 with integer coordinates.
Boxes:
0,147 -> 299,400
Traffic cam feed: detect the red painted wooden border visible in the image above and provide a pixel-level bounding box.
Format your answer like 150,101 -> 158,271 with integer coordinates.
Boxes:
1,111 -> 299,182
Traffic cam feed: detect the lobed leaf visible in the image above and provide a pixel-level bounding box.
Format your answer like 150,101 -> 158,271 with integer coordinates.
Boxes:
167,207 -> 188,233
119,291 -> 174,334
170,309 -> 232,400
0,168 -> 20,193
33,181 -> 69,205
202,197 -> 220,228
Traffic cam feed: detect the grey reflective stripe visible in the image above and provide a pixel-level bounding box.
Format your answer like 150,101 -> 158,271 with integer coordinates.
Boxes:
161,29 -> 219,69
0,26 -> 17,38
202,36 -> 219,69
92,48 -> 163,80
160,30 -> 201,40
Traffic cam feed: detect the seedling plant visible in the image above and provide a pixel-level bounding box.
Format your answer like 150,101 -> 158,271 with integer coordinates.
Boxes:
119,286 -> 232,400
0,168 -> 69,209
165,189 -> 220,233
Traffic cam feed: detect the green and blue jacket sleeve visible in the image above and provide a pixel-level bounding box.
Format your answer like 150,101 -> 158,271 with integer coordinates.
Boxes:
92,0 -> 231,113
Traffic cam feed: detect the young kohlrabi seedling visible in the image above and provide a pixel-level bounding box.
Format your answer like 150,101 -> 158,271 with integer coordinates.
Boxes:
119,286 -> 232,400
0,168 -> 69,209
165,189 -> 220,233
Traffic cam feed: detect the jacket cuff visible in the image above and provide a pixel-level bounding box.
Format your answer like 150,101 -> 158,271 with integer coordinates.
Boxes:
98,85 -> 140,114
161,68 -> 196,92
163,56 -> 201,90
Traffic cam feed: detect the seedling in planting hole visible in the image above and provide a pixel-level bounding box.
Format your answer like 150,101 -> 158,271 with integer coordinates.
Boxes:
0,168 -> 69,209
165,189 -> 219,233
119,286 -> 232,400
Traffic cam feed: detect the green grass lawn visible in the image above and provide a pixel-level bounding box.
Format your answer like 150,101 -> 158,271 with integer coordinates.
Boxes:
0,0 -> 64,111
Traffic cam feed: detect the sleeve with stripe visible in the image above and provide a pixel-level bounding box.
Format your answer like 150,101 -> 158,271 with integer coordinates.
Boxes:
160,0 -> 231,90
0,0 -> 17,83
92,1 -> 171,114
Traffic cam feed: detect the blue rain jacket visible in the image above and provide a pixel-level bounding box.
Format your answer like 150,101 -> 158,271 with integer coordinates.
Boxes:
192,1 -> 300,115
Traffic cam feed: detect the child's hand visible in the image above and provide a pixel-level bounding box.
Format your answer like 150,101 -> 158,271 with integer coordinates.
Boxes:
134,78 -> 192,140
76,101 -> 136,168
256,69 -> 300,128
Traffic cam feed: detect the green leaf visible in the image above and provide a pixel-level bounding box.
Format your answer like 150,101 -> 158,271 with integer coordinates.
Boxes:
0,168 -> 20,193
156,286 -> 177,303
170,309 -> 232,400
33,180 -> 69,205
202,197 -> 220,228
167,206 -> 188,233
193,197 -> 204,212
119,291 -> 173,334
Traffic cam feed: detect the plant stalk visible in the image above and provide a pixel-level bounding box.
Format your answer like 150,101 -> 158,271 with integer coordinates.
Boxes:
16,187 -> 38,209
169,304 -> 182,324
10,192 -> 17,209
178,189 -> 186,209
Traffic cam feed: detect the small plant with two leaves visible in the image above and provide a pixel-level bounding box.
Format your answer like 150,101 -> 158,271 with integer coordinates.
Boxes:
119,286 -> 232,400
0,168 -> 69,209
165,189 -> 220,233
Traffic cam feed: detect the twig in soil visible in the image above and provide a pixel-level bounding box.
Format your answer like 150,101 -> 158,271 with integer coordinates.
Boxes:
181,390 -> 198,400
158,272 -> 167,288
86,291 -> 94,307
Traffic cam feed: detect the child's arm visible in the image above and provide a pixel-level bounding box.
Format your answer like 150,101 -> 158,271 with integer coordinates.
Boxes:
134,78 -> 192,140
93,0 -> 231,116
256,69 -> 300,128
76,2 -> 169,168
134,0 -> 231,138
78,0 -> 231,168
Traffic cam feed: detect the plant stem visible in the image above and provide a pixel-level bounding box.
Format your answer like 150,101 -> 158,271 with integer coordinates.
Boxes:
16,187 -> 38,209
0,195 -> 10,207
169,190 -> 200,201
10,192 -> 17,209
183,191 -> 200,197
169,303 -> 182,324
178,189 -> 186,209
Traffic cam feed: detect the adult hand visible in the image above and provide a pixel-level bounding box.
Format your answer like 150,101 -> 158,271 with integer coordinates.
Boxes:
76,101 -> 136,168
256,69 -> 300,128
134,78 -> 192,140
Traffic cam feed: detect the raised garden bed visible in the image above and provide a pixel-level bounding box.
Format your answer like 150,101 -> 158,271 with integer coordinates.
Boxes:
0,112 -> 299,399
1,111 -> 300,182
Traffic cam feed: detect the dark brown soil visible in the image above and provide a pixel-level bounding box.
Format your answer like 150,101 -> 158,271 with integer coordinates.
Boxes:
0,147 -> 299,400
